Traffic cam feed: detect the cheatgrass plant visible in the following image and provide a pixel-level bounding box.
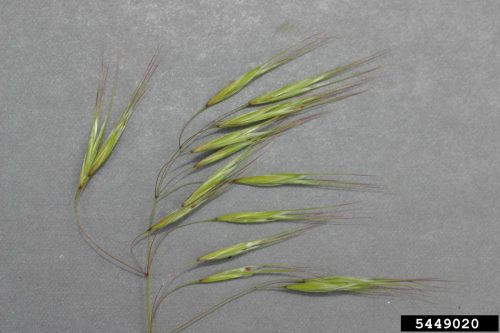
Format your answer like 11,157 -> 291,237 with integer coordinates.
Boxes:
74,35 -> 436,333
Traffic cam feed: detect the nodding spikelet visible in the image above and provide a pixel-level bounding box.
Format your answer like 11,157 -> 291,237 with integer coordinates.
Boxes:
205,34 -> 332,107
212,205 -> 349,224
151,146 -> 266,233
215,81 -> 365,128
78,66 -> 109,189
232,173 -> 379,191
199,265 -> 307,283
248,53 -> 380,106
194,140 -> 256,168
194,115 -> 321,168
182,146 -> 256,208
78,52 -> 159,189
283,276 -> 431,295
149,205 -> 197,232
197,225 -> 316,262
191,121 -> 272,153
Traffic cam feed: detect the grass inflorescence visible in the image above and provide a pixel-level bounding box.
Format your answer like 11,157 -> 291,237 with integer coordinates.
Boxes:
73,35 -> 436,333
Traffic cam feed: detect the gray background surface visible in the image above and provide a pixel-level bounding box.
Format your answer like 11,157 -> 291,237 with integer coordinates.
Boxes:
1,1 -> 499,332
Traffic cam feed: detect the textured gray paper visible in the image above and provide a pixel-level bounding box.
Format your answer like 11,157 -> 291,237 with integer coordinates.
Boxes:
1,1 -> 499,332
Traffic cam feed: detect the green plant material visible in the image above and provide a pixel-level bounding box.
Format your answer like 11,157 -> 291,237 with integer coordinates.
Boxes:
152,267 -> 309,327
248,54 -> 380,105
191,121 -> 272,153
197,225 -> 315,262
149,205 -> 198,232
194,114 -> 321,167
74,38 -> 431,333
194,140 -> 256,168
232,172 -> 377,191
205,34 -> 331,107
168,280 -> 299,333
283,276 -> 427,294
150,146 -> 263,233
212,205 -> 346,224
182,147 -> 255,208
78,68 -> 110,189
215,82 -> 364,128
167,275 -> 433,333
199,265 -> 305,283
78,54 -> 159,190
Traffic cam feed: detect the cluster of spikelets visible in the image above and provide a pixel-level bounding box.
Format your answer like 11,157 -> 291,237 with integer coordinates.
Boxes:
76,35 -> 432,333
78,56 -> 159,191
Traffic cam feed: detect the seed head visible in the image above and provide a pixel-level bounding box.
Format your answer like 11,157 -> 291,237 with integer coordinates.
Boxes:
232,173 -> 378,191
213,205 -> 347,224
284,276 -> 430,294
191,121 -> 271,153
149,205 -> 197,232
182,147 -> 255,208
194,115 -> 320,168
197,225 -> 315,262
199,265 -> 305,283
248,53 -> 380,106
216,82 -> 365,128
205,34 -> 332,107
78,53 -> 159,190
194,140 -> 256,168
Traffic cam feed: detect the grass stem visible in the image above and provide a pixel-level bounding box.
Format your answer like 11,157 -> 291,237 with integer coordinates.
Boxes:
168,279 -> 299,333
74,189 -> 144,276
178,106 -> 207,146
145,198 -> 158,333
